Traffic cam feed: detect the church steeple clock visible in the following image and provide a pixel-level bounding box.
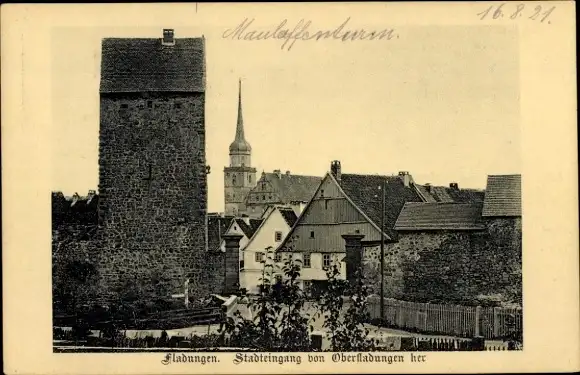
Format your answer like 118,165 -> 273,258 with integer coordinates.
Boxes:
224,79 -> 257,216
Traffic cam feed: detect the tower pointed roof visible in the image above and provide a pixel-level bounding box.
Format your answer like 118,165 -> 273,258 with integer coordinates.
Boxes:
229,79 -> 252,154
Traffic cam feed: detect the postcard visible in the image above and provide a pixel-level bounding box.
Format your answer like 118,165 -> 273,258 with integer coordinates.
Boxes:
1,2 -> 578,374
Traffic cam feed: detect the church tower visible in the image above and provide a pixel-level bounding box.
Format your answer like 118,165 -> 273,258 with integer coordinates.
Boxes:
224,80 -> 257,216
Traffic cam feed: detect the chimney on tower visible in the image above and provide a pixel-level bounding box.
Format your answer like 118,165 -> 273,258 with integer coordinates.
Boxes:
162,29 -> 175,45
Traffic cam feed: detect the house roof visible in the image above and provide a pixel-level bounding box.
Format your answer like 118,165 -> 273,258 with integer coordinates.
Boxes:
395,202 -> 485,231
446,188 -> 485,203
279,207 -> 298,227
278,172 -> 425,252
339,174 -> 424,238
100,37 -> 205,93
207,216 -> 234,251
413,185 -> 438,203
414,184 -> 485,204
234,218 -> 263,239
259,173 -> 322,203
482,175 -> 522,217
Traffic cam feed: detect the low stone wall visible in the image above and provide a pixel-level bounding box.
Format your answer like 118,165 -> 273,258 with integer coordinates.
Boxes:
362,217 -> 522,306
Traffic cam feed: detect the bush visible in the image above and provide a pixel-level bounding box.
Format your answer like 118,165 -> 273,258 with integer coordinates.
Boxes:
220,248 -> 377,351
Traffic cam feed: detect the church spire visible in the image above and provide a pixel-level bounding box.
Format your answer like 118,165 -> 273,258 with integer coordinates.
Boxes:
229,78 -> 252,153
235,79 -> 245,141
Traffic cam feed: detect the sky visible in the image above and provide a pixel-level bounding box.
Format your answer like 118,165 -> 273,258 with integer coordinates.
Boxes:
51,23 -> 520,213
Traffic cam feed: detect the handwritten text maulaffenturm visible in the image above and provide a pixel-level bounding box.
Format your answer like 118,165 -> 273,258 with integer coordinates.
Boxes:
222,18 -> 398,51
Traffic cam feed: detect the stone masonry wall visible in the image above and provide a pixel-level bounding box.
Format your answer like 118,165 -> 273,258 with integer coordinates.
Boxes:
362,217 -> 522,306
96,92 -> 221,304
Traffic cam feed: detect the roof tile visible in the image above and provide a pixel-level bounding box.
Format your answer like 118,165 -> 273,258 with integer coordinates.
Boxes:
395,202 -> 485,231
100,37 -> 205,93
482,175 -> 521,217
279,207 -> 298,227
339,174 -> 424,238
260,173 -> 322,203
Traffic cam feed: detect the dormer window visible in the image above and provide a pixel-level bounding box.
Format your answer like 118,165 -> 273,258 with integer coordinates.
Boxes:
162,29 -> 175,46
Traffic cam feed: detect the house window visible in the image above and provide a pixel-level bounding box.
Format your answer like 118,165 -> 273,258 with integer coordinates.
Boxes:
275,231 -> 283,242
320,189 -> 324,198
303,253 -> 311,268
322,254 -> 332,269
255,252 -> 264,263
248,175 -> 252,183
325,199 -> 329,209
240,260 -> 245,270
232,175 -> 237,185
274,252 -> 282,262
310,231 -> 315,239
262,195 -> 265,201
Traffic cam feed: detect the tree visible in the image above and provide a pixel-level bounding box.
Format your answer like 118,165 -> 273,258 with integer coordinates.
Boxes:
220,248 -> 311,351
318,264 -> 377,351
220,248 -> 376,351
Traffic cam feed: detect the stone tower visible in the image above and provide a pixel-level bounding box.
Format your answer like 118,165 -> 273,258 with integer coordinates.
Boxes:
224,80 -> 256,216
96,29 -> 216,303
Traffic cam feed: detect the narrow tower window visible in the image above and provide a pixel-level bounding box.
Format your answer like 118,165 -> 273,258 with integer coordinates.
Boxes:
143,164 -> 153,189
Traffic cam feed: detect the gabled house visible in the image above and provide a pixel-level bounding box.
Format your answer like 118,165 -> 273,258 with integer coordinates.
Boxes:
220,217 -> 262,252
278,161 -> 429,293
244,170 -> 322,218
240,206 -> 298,294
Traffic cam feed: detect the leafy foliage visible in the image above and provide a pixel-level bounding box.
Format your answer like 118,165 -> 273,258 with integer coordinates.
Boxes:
318,264 -> 377,351
221,247 -> 311,351
220,248 -> 376,351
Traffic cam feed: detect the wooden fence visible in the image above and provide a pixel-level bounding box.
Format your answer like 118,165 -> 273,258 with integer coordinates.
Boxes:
367,297 -> 522,340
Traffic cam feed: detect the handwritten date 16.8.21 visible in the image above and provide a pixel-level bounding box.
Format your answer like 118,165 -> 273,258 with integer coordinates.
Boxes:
477,3 -> 556,23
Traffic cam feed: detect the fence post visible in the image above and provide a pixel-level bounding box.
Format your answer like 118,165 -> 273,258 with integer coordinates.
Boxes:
474,306 -> 481,337
493,307 -> 500,338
